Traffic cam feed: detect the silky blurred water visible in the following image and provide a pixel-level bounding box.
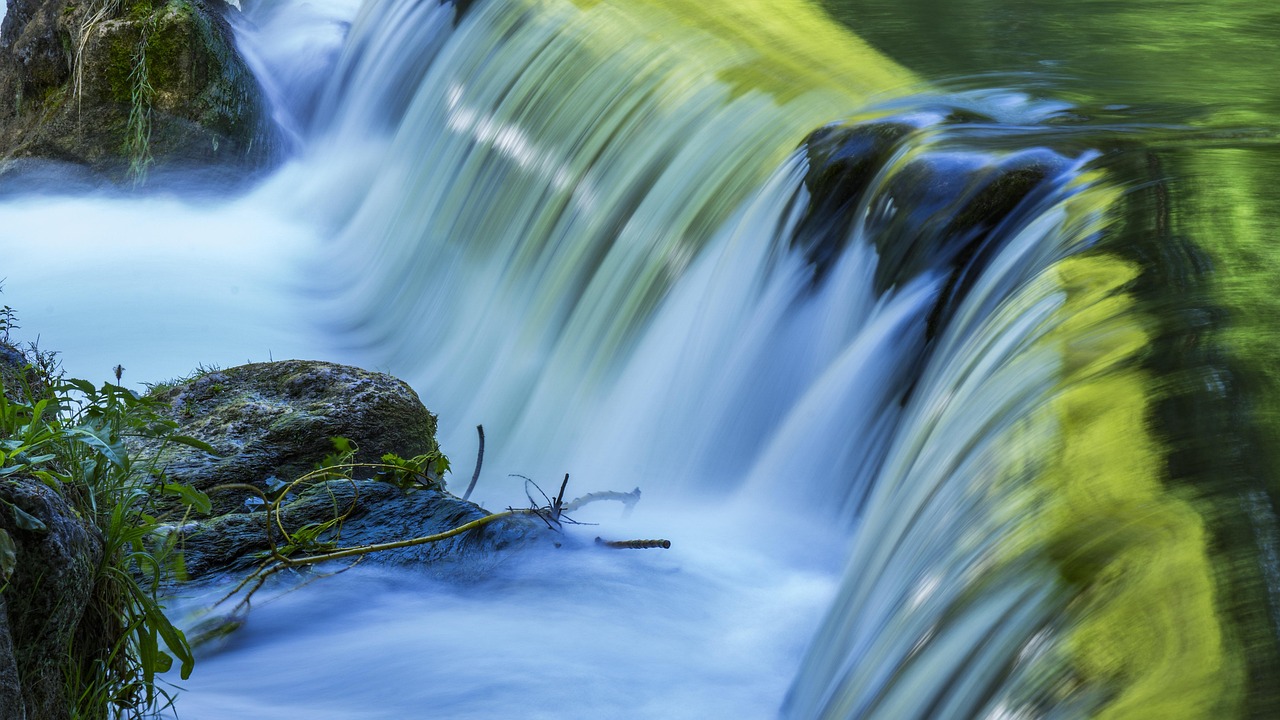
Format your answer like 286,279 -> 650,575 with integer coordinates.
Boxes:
167,500 -> 845,720
1,0 -> 1278,717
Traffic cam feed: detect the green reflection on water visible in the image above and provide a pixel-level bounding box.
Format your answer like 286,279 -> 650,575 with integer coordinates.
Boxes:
817,2 -> 1280,717
821,0 -> 1280,126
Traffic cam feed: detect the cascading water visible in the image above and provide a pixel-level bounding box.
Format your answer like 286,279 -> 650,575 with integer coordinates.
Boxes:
1,0 -> 1277,717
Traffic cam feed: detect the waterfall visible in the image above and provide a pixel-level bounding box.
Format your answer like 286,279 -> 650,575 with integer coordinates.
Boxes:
3,0 -> 1275,716
234,0 -> 1248,715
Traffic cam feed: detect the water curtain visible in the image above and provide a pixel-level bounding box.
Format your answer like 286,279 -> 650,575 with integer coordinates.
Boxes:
234,0 -> 1272,715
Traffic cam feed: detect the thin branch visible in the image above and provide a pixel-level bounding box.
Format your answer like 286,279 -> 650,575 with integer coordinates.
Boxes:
563,488 -> 641,515
462,424 -> 484,501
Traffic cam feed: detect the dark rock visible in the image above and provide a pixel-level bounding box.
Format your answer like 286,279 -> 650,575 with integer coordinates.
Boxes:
0,0 -> 277,183
0,597 -> 21,720
0,478 -> 105,720
792,120 -> 915,284
134,360 -> 441,516
795,115 -> 1071,338
0,340 -> 46,402
173,479 -> 552,582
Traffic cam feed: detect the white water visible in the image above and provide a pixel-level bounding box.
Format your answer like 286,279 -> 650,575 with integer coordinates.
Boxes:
168,502 -> 844,719
0,0 -> 1116,717
0,192 -> 323,384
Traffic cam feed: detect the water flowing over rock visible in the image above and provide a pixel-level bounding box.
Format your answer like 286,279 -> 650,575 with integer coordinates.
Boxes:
0,0 -> 276,182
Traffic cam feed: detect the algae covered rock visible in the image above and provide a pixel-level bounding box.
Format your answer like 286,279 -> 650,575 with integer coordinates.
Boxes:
0,0 -> 276,181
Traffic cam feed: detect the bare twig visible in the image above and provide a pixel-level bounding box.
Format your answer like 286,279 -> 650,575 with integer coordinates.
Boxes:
462,424 -> 484,501
564,488 -> 641,516
551,473 -> 570,522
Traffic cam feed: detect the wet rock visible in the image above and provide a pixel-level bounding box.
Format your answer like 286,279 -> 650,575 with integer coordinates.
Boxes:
0,0 -> 277,182
173,479 -> 551,582
793,120 -> 914,284
795,116 -> 1071,337
0,478 -> 104,720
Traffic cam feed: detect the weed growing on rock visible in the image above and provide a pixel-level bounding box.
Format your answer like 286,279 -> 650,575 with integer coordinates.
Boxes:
0,315 -> 216,718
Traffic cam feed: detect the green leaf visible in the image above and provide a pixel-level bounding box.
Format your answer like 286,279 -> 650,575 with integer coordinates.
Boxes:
152,650 -> 173,674
162,483 -> 212,515
67,426 -> 126,468
31,470 -> 68,488
0,528 -> 16,581
63,378 -> 96,396
148,607 -> 194,679
10,505 -> 47,533
168,434 -> 221,457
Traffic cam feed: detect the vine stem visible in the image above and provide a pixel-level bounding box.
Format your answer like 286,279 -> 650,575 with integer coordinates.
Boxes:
277,508 -> 531,567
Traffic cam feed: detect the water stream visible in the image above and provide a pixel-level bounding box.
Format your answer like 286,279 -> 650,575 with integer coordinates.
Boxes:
1,0 -> 1277,717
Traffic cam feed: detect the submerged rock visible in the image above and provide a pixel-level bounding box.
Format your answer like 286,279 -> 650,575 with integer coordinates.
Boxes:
0,0 -> 276,182
795,114 -> 1071,338
173,479 -> 551,582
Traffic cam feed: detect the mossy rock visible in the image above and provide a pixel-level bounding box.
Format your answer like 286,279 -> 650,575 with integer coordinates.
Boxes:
0,478 -> 105,720
0,341 -> 46,402
133,360 -> 441,516
0,0 -> 277,182
170,479 -> 554,582
136,359 -> 555,583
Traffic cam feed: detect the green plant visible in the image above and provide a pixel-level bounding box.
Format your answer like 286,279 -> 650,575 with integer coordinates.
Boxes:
0,340 -> 215,718
124,17 -> 156,185
0,304 -> 19,340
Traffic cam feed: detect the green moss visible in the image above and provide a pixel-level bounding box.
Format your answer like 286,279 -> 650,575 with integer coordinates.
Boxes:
144,1 -> 194,92
102,24 -> 142,104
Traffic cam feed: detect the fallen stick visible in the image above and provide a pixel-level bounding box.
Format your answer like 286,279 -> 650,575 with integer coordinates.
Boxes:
595,537 -> 670,550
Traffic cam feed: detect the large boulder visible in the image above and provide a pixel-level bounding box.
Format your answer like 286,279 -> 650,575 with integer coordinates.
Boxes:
0,478 -> 105,720
0,0 -> 276,182
136,360 -> 441,514
136,360 -> 553,580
